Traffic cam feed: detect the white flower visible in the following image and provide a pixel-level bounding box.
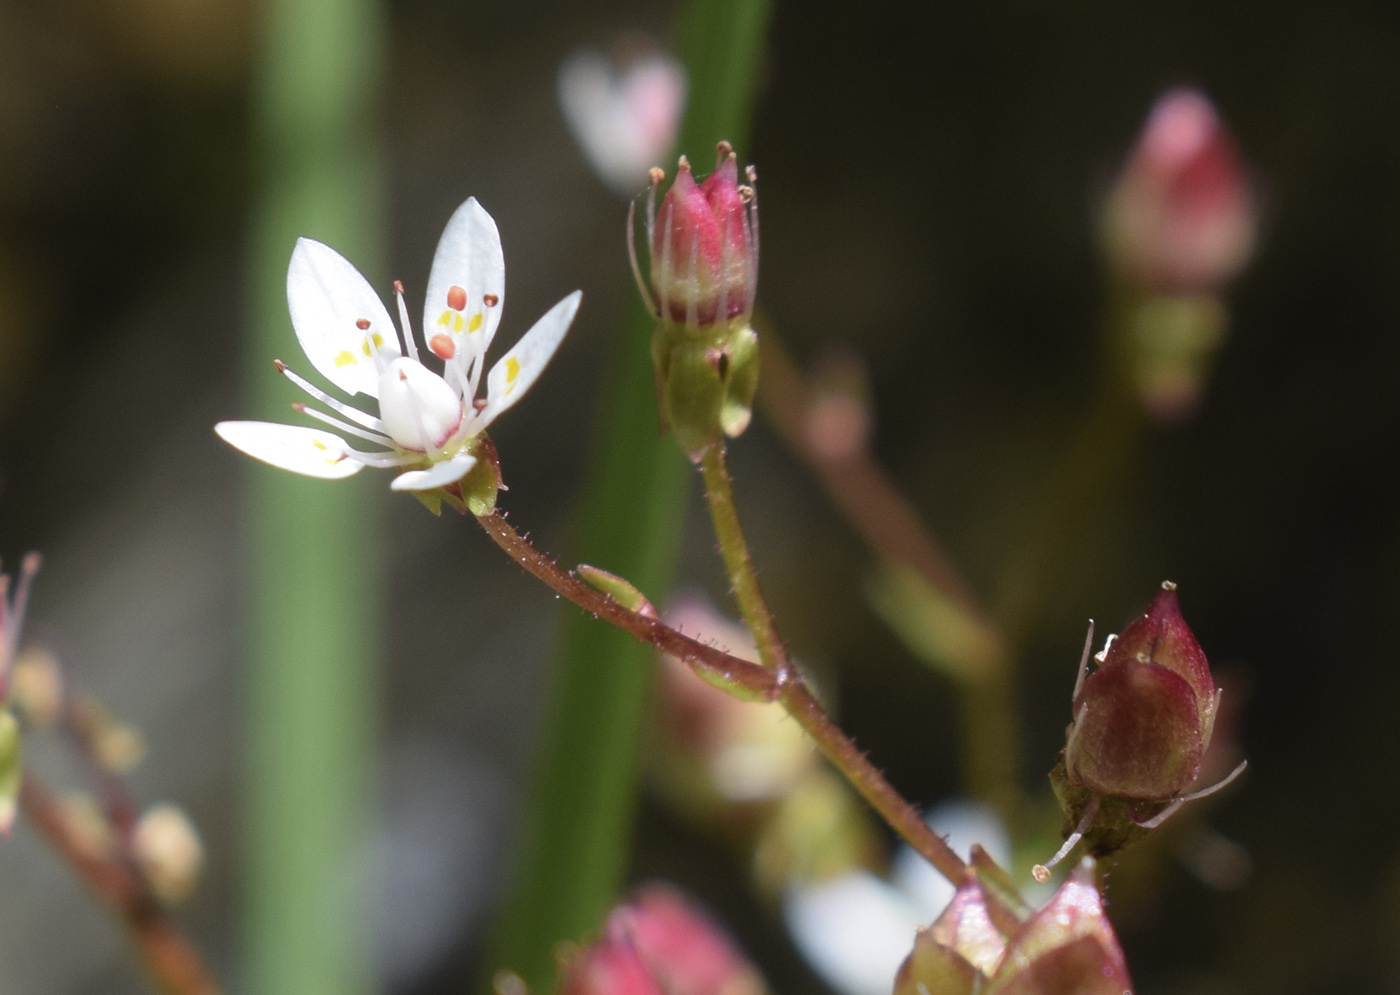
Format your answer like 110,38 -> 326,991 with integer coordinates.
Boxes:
216,198 -> 581,504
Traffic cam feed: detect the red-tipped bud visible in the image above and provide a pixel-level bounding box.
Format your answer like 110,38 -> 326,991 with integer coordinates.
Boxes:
984,861 -> 1131,995
645,146 -> 757,329
1104,88 -> 1256,295
1067,583 -> 1217,800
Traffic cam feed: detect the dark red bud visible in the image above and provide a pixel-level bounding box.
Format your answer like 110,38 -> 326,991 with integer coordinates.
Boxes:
985,862 -> 1132,995
1067,584 -> 1217,800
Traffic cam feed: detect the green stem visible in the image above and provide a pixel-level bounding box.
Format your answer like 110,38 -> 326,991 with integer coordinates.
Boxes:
698,445 -> 786,670
695,443 -> 967,882
476,512 -> 966,884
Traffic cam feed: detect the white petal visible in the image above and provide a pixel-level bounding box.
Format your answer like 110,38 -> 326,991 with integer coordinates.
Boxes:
421,198 -> 506,384
470,290 -> 581,431
216,421 -> 364,479
389,453 -> 477,492
287,238 -> 401,398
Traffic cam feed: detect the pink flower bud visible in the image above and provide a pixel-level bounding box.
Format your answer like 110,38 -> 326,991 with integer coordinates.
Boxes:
645,144 -> 758,329
625,885 -> 767,995
1067,583 -> 1216,800
559,888 -> 766,995
985,861 -> 1132,995
895,878 -> 1006,995
1104,88 -> 1256,294
557,918 -> 664,995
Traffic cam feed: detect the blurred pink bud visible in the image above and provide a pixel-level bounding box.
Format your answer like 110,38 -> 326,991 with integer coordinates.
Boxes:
1068,583 -> 1216,801
558,919 -> 663,995
626,885 -> 767,995
560,887 -> 766,995
985,861 -> 1131,995
1104,88 -> 1256,294
558,45 -> 686,197
643,145 -> 758,329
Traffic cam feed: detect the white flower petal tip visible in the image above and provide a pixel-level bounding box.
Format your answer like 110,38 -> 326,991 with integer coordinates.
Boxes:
558,46 -> 686,196
390,454 -> 478,492
473,290 -> 582,430
287,238 -> 401,399
423,197 -> 506,378
215,421 -> 365,480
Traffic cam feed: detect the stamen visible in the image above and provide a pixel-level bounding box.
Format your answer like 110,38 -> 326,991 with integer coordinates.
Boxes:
394,279 -> 421,364
1033,794 -> 1100,883
1072,620 -> 1096,704
746,177 -> 759,297
628,199 -> 658,318
275,360 -> 385,432
292,402 -> 395,446
658,201 -> 673,323
340,448 -> 420,468
1134,760 -> 1249,831
2,553 -> 40,678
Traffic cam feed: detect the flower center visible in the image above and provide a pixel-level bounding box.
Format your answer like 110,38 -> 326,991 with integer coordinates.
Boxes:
377,358 -> 463,453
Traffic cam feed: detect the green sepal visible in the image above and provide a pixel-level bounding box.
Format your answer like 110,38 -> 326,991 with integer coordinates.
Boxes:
718,323 -> 759,437
652,320 -> 761,462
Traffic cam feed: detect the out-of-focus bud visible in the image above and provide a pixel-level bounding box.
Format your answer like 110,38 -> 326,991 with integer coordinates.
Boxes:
558,42 -> 686,197
1101,89 -> 1257,423
894,877 -> 1006,995
0,709 -> 22,835
984,860 -> 1132,995
559,888 -> 766,995
634,144 -> 760,460
1104,89 -> 1255,295
74,695 -> 146,774
557,919 -> 663,995
1042,583 -> 1246,872
625,885 -> 767,995
132,803 -> 205,905
9,647 -> 63,727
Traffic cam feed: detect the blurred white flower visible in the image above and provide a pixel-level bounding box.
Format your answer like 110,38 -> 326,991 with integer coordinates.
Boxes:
782,799 -> 1011,995
558,44 -> 686,196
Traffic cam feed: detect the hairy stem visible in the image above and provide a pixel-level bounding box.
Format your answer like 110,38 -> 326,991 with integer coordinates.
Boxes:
476,511 -> 967,884
20,776 -> 221,995
697,445 -> 786,670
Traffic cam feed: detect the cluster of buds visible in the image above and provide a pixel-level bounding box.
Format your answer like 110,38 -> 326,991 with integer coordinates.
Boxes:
555,885 -> 767,995
1038,583 -> 1247,879
632,142 -> 760,460
1102,89 -> 1258,422
895,860 -> 1132,995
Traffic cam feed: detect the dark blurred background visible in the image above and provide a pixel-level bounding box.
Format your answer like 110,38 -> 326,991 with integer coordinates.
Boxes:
1,0 -> 1399,992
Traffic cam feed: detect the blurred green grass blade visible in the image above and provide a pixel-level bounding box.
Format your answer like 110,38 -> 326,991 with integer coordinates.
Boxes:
243,0 -> 384,990
485,1 -> 772,991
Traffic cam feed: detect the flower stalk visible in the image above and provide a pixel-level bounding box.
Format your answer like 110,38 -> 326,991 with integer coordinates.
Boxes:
475,511 -> 967,884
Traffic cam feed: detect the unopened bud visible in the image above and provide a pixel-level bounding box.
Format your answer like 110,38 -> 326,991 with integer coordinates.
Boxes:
1044,583 -> 1245,866
625,885 -> 767,995
985,860 -> 1132,995
1068,583 -> 1215,801
9,648 -> 63,727
1104,88 -> 1255,295
132,803 -> 205,905
633,144 -> 761,460
895,878 -> 1006,995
